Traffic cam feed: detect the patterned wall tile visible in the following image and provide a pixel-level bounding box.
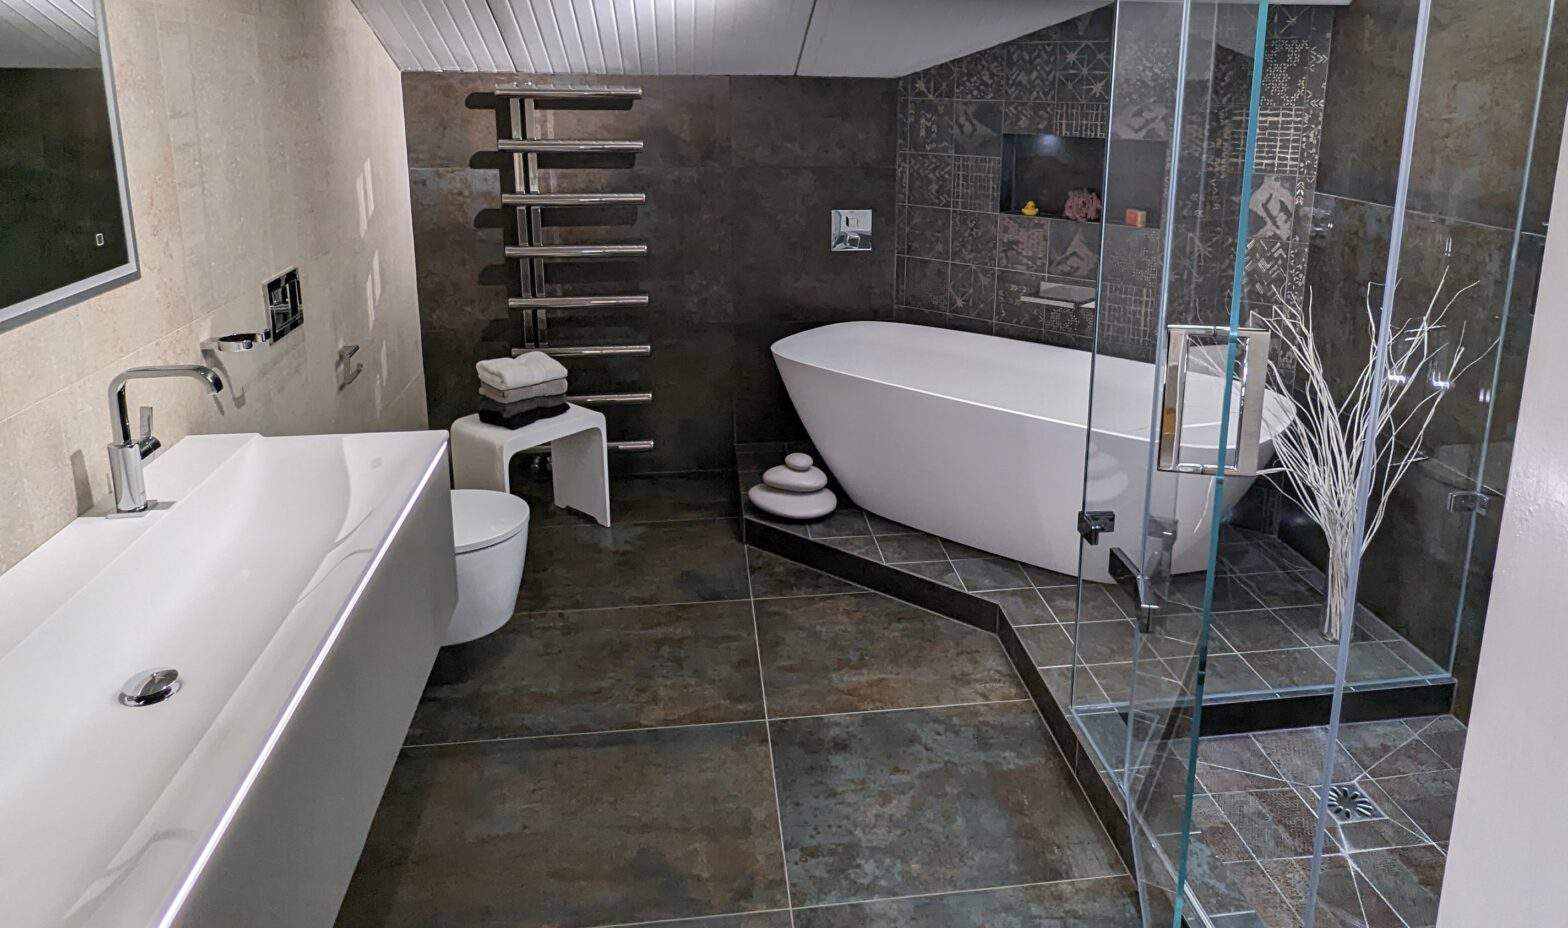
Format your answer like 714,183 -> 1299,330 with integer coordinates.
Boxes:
909,62 -> 954,99
1057,103 -> 1110,139
1006,43 -> 1057,101
903,257 -> 949,312
955,46 -> 1006,100
948,263 -> 997,318
910,99 -> 955,153
997,214 -> 1050,272
1249,174 -> 1302,240
952,156 -> 1001,212
1103,225 -> 1164,289
1242,238 -> 1309,305
1048,219 -> 1101,281
1111,101 -> 1172,141
954,100 -> 1003,156
904,205 -> 951,260
951,211 -> 998,267
995,269 -> 1049,328
1055,41 -> 1112,103
906,153 -> 952,207
1004,101 -> 1056,134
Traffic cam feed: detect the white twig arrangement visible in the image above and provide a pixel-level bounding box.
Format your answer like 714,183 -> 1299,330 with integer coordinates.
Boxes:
1255,268 -> 1491,641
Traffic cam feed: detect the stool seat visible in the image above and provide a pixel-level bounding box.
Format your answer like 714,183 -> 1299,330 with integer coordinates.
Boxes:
449,404 -> 612,527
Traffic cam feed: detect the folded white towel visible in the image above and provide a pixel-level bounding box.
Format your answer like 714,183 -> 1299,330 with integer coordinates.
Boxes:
476,352 -> 569,390
479,378 -> 568,404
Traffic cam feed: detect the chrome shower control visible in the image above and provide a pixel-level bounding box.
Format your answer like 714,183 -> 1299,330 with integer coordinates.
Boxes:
118,668 -> 181,707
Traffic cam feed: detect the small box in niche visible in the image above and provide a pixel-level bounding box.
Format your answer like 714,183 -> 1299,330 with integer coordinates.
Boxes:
1125,208 -> 1148,228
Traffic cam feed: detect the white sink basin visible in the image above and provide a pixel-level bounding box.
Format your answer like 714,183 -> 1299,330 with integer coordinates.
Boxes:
0,431 -> 457,927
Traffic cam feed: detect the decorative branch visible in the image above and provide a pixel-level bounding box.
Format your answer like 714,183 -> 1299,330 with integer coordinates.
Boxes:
1252,268 -> 1494,640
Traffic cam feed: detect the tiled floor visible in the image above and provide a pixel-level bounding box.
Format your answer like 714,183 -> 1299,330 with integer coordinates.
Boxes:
735,443 -> 1466,928
336,471 -> 1138,927
736,444 -> 1447,710
1173,716 -> 1466,928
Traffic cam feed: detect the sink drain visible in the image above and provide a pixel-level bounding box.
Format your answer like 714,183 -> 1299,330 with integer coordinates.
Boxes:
1325,783 -> 1382,823
119,668 -> 181,707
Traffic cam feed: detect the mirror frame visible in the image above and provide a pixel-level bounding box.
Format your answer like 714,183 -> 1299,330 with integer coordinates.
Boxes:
0,0 -> 139,332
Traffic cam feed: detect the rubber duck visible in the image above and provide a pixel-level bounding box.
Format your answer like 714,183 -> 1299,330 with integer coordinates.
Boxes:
1020,200 -> 1040,216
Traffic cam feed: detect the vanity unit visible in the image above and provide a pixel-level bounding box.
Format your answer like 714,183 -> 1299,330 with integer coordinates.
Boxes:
0,431 -> 456,927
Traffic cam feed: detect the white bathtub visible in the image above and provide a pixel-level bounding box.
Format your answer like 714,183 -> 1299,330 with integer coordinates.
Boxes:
772,321 -> 1292,583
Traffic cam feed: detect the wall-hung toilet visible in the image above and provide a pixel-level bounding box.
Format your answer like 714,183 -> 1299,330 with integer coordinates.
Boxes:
447,489 -> 530,645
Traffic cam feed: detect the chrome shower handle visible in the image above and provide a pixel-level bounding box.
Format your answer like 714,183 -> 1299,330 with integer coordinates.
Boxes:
1157,324 -> 1272,478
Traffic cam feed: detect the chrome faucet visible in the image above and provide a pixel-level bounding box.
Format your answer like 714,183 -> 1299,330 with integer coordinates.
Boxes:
107,365 -> 224,513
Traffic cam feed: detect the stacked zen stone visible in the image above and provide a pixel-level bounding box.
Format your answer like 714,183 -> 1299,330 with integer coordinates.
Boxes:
747,453 -> 837,520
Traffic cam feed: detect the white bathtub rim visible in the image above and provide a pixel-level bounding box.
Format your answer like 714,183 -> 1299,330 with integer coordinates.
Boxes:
771,322 -> 1295,449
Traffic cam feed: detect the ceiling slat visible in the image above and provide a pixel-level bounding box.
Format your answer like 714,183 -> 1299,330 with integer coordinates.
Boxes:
462,0 -> 513,69
352,0 -> 420,69
408,0 -> 463,70
485,0 -> 537,71
445,0 -> 495,70
426,0 -> 478,70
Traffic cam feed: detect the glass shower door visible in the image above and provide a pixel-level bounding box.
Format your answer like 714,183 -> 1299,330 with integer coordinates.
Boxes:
1071,1 -> 1275,923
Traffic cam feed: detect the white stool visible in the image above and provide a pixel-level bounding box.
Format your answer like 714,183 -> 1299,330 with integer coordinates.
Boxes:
449,404 -> 612,527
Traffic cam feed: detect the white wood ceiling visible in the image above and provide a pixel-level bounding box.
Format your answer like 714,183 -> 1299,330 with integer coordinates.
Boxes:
348,0 -> 1118,77
0,0 -> 99,69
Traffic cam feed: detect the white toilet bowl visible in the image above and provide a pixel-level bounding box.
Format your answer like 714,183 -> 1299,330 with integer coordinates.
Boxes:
447,489 -> 530,646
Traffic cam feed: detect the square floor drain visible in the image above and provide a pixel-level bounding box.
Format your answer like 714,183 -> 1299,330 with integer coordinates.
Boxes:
1324,783 -> 1383,823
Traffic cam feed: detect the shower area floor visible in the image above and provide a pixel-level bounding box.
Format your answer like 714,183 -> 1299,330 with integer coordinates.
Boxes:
1166,715 -> 1463,927
737,443 -> 1448,709
334,470 -> 1138,927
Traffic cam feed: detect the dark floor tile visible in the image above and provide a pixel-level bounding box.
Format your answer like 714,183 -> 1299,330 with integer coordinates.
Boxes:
791,876 -> 1140,927
1024,563 -> 1078,588
864,512 -> 916,534
1016,622 -> 1076,668
1196,653 -> 1271,696
821,534 -> 884,561
1341,720 -> 1449,777
1154,571 -> 1264,613
896,559 -> 963,589
1224,860 -> 1302,927
771,701 -> 1123,906
1211,609 -> 1310,652
1352,845 -> 1447,927
940,538 -> 996,559
1263,855 -> 1404,928
1312,642 -> 1419,684
1375,769 -> 1460,844
953,557 -> 1032,591
1070,619 -> 1138,664
1414,715 -> 1466,768
521,470 -> 739,527
755,593 -> 1024,717
1210,788 -> 1330,860
979,588 -> 1056,626
1238,571 -> 1325,609
1252,728 -> 1366,784
1217,540 -> 1288,575
806,509 -> 872,538
338,724 -> 788,928
408,601 -> 763,742
1042,584 -> 1127,622
875,531 -> 948,563
519,519 -> 750,610
1245,648 -> 1340,690
1197,735 -> 1289,792
747,547 -> 862,598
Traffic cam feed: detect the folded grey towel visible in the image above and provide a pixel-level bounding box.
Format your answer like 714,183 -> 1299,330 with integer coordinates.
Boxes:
476,352 -> 568,390
479,378 -> 567,404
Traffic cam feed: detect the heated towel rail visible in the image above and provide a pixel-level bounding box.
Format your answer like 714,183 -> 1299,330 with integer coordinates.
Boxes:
498,81 -> 654,453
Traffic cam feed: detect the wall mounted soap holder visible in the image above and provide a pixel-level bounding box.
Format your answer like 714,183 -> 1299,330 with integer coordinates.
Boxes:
1020,281 -> 1097,311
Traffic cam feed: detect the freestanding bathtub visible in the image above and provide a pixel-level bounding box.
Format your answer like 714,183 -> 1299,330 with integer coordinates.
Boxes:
773,321 -> 1292,583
